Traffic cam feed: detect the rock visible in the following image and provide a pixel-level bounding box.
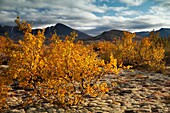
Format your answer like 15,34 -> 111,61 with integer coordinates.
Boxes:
155,104 -> 164,109
26,107 -> 37,113
0,65 -> 9,68
120,106 -> 127,110
38,112 -> 48,113
119,90 -> 132,96
105,99 -> 112,104
141,105 -> 151,109
139,109 -> 152,112
10,109 -> 25,113
19,109 -> 25,113
57,108 -> 65,113
81,102 -> 88,106
110,104 -> 121,108
88,102 -> 98,107
100,106 -> 112,111
133,105 -> 140,108
151,107 -> 159,112
47,108 -> 57,113
124,109 -> 136,113
3,69 -> 170,113
112,101 -> 121,106
43,103 -> 53,108
79,108 -> 90,113
97,101 -> 109,106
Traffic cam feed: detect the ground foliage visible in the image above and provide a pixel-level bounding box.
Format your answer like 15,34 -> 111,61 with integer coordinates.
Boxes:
0,17 -> 119,110
93,31 -> 165,72
0,17 -> 166,110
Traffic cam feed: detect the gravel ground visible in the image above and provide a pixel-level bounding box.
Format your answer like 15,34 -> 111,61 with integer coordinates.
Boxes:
1,69 -> 170,113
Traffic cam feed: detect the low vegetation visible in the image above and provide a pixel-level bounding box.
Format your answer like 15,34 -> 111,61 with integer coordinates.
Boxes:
92,31 -> 166,72
0,17 -> 168,110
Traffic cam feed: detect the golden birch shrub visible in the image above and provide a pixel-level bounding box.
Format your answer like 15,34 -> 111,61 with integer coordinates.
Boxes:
0,36 -> 16,65
0,68 -> 12,110
93,32 -> 137,68
42,33 -> 119,106
6,17 -> 119,107
7,17 -> 49,106
113,31 -> 137,66
135,32 -> 165,72
0,36 -> 14,110
92,41 -> 117,63
93,31 -> 165,72
0,36 -> 6,64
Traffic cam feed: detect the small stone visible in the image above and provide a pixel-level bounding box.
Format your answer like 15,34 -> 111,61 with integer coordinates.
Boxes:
141,105 -> 151,110
10,109 -> 25,113
93,110 -> 104,113
124,102 -> 132,107
81,102 -> 88,106
155,104 -> 163,109
133,93 -> 143,99
151,107 -> 159,112
19,109 -> 25,113
43,103 -> 53,108
58,108 -> 65,113
124,109 -> 136,113
70,106 -> 77,109
105,99 -> 112,104
131,102 -> 140,105
119,90 -> 132,96
101,94 -> 109,99
47,108 -> 57,113
112,101 -> 121,106
88,102 -> 97,107
80,108 -> 90,113
26,107 -> 37,112
133,105 -> 140,108
100,106 -> 112,111
98,101 -> 108,106
139,109 -> 152,112
110,104 -> 121,108
120,106 -> 127,110
140,102 -> 151,107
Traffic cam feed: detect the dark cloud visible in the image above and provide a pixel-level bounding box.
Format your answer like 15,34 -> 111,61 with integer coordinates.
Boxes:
81,26 -> 113,36
0,0 -> 170,36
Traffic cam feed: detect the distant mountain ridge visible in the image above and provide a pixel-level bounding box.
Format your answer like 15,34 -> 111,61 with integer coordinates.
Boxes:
136,28 -> 170,38
92,29 -> 143,41
0,23 -> 170,42
93,28 -> 170,41
44,23 -> 92,40
92,29 -> 125,41
0,23 -> 92,42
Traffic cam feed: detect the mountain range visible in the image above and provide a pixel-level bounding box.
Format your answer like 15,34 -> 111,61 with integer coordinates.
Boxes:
136,28 -> 170,38
93,28 -> 170,41
0,23 -> 170,42
0,23 -> 92,42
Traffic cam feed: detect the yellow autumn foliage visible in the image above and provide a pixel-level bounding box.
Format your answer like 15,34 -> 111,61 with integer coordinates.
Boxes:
92,31 -> 165,72
1,17 -> 119,108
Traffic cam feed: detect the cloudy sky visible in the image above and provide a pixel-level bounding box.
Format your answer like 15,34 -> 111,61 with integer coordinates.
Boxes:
0,0 -> 170,36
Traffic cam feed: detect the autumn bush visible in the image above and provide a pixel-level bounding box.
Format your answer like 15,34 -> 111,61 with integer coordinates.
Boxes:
0,69 -> 12,110
135,32 -> 165,72
0,16 -> 166,110
0,17 -> 119,109
0,36 -> 6,64
92,41 -> 116,63
93,31 -> 165,72
0,35 -> 14,110
0,36 -> 11,64
161,35 -> 170,64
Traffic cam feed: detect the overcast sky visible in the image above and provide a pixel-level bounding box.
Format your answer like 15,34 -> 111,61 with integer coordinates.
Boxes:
0,0 -> 170,36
